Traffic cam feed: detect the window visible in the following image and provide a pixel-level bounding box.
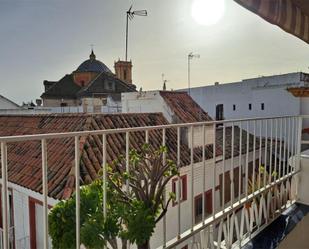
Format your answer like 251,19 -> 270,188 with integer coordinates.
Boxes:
194,190 -> 212,224
233,104 -> 236,111
249,103 -> 252,110
124,69 -> 127,80
216,104 -> 224,121
105,80 -> 114,90
102,98 -> 107,106
218,166 -> 247,206
172,175 -> 187,206
261,103 -> 265,110
195,195 -> 203,223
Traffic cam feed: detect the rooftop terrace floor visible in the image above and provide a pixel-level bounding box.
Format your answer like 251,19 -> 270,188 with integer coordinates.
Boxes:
244,203 -> 309,249
278,207 -> 309,249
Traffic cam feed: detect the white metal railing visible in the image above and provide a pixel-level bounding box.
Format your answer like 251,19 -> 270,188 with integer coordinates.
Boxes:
0,115 -> 306,249
15,236 -> 30,249
0,227 -> 14,249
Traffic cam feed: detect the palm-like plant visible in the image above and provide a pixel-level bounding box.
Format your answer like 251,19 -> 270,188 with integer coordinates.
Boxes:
248,164 -> 277,205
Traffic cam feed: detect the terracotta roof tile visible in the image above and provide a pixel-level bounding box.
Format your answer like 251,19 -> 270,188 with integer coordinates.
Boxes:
160,91 -> 213,123
0,113 -> 216,200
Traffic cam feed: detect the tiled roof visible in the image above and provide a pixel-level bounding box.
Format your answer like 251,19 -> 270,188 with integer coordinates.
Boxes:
216,126 -> 257,159
76,71 -> 136,98
41,74 -> 81,99
76,59 -> 112,74
160,91 -> 213,123
216,126 -> 283,162
41,71 -> 136,100
0,113 -> 216,200
75,50 -> 112,74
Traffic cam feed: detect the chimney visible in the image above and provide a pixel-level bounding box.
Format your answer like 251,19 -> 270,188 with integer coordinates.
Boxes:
114,60 -> 132,84
36,99 -> 42,106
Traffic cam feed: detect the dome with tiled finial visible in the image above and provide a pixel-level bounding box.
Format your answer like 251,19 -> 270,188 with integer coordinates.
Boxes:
76,50 -> 112,74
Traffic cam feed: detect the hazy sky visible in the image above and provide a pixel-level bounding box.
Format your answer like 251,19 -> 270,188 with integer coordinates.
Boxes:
1,0 -> 309,104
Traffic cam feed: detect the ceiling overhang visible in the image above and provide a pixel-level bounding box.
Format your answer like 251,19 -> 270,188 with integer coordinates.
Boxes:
235,0 -> 309,44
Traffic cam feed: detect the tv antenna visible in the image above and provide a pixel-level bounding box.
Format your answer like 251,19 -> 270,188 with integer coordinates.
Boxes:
125,5 -> 147,61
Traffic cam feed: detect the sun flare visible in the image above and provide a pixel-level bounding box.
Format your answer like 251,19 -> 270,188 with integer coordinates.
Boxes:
191,0 -> 225,26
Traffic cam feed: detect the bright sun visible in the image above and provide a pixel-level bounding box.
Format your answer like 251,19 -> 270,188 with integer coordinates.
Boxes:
191,0 -> 225,26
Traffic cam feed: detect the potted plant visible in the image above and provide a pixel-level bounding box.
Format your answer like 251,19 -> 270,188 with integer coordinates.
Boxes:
247,164 -> 277,209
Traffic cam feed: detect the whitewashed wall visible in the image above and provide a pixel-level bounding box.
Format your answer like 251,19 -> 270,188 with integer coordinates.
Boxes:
35,204 -> 52,249
0,108 -> 52,115
181,73 -> 305,140
8,148 -> 262,249
188,126 -> 214,147
122,91 -> 215,147
150,149 -> 261,249
301,97 -> 309,131
0,96 -> 20,110
12,189 -> 30,249
186,76 -> 301,121
7,183 -> 58,249
122,91 -> 175,122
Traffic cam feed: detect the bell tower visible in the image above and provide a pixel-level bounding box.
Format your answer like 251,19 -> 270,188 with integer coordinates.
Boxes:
114,60 -> 132,84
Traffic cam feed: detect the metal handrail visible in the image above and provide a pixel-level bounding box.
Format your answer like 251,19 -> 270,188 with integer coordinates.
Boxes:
0,115 -> 301,143
0,115 -> 304,249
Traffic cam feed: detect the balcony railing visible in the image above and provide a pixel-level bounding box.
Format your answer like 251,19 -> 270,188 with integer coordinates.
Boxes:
0,115 -> 307,249
0,227 -> 15,249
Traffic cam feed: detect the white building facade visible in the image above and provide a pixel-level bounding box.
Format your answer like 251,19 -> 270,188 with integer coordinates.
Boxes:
184,72 -> 309,120
0,95 -> 21,110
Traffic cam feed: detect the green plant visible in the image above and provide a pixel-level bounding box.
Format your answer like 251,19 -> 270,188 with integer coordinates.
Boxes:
48,144 -> 178,249
48,179 -> 120,249
248,164 -> 277,202
107,144 -> 178,249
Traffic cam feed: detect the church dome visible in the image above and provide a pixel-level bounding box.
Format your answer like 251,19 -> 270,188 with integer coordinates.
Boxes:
76,50 -> 112,74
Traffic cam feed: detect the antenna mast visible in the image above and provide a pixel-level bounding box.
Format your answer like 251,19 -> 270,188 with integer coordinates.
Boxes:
125,6 -> 147,61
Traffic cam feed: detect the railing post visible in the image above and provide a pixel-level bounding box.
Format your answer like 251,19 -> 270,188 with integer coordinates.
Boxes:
264,119 -> 268,187
162,128 -> 167,247
177,127 -> 181,239
238,122 -> 242,202
126,132 -> 130,192
102,134 -> 107,218
41,139 -> 49,249
279,119 -> 283,180
212,123 -> 216,219
231,123 -> 235,206
1,142 -> 8,249
222,124 -> 226,208
190,126 -> 194,230
252,120 -> 256,191
125,132 -> 130,249
245,121 -> 249,199
274,119 -> 278,182
202,125 -> 206,223
295,116 -> 303,201
75,136 -> 80,249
